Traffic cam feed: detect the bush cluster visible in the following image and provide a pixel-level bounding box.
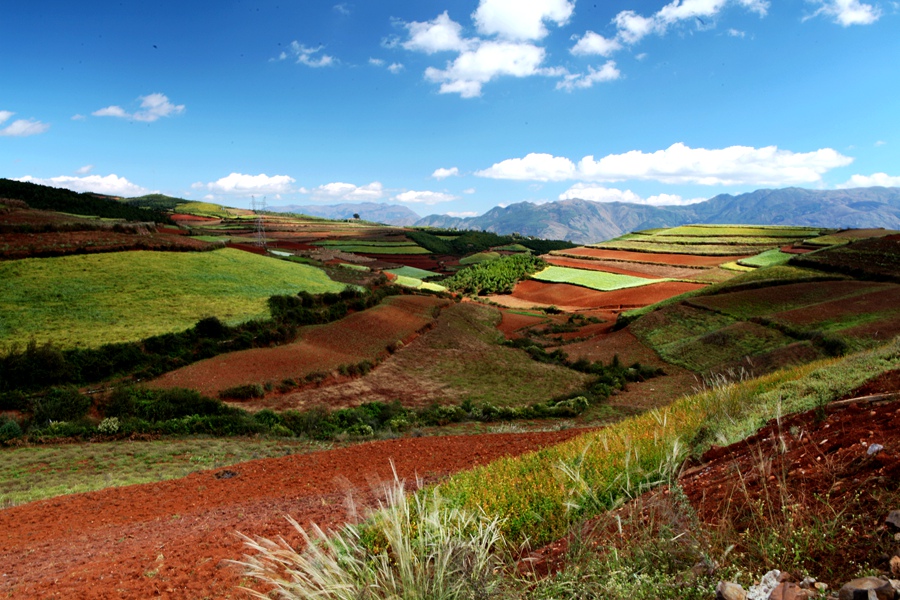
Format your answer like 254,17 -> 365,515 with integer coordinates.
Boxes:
408,228 -> 575,256
443,254 -> 547,295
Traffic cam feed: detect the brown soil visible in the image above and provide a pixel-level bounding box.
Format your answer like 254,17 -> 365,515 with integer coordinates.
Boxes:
0,231 -> 214,260
507,280 -> 706,311
148,296 -> 449,397
496,310 -> 551,339
545,255 -> 709,279
771,286 -> 900,330
0,430 -> 587,599
169,214 -> 222,223
357,253 -> 461,274
560,247 -> 752,266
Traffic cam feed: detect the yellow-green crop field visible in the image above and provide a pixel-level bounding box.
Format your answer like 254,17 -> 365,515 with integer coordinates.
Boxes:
0,248 -> 346,349
532,265 -> 662,291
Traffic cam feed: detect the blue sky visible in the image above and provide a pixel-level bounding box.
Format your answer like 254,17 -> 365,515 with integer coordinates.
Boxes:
2,0 -> 898,218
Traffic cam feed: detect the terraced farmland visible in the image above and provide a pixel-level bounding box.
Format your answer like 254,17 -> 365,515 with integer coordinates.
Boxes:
594,224 -> 831,255
532,265 -> 663,291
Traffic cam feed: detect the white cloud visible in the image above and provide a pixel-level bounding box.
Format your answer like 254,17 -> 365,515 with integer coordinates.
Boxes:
576,143 -> 852,185
807,0 -> 881,25
727,28 -> 746,36
369,58 -> 385,66
478,143 -> 853,186
559,184 -> 706,205
656,0 -> 729,27
444,211 -> 479,217
196,173 -> 296,194
473,0 -> 574,41
476,153 -> 577,181
278,42 -> 336,67
403,11 -> 472,54
387,62 -> 404,74
570,31 -> 622,56
92,93 -> 185,123
425,41 -> 548,98
613,11 -> 658,44
308,181 -> 385,202
432,167 -> 460,179
556,61 -> 621,91
0,110 -> 50,137
71,114 -> 86,121
393,190 -> 459,204
875,140 -> 886,146
15,174 -> 151,197
462,187 -> 476,194
838,172 -> 900,188
333,3 -> 350,15
76,165 -> 94,174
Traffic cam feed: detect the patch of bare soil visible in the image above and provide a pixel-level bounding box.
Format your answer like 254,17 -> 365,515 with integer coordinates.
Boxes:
508,279 -> 706,311
544,255 -> 706,279
148,296 -> 448,397
560,247 -> 752,266
0,430 -> 588,600
0,231 -> 214,259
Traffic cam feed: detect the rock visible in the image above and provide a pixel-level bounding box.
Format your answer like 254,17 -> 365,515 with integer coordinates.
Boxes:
749,570 -> 783,600
892,555 -> 900,577
838,576 -> 896,600
769,582 -> 816,600
869,443 -> 885,456
887,510 -> 900,531
717,581 -> 748,600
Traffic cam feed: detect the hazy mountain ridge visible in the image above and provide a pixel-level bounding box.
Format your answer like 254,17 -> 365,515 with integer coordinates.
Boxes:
269,202 -> 421,226
415,187 -> 900,244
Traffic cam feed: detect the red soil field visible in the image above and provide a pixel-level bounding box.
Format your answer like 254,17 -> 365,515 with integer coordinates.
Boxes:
357,253 -> 461,274
224,241 -> 267,255
0,231 -> 214,260
544,256 -> 664,278
508,279 -> 706,310
497,309 -> 551,339
0,207 -> 97,227
169,214 -> 221,223
771,285 -> 900,330
0,429 -> 589,600
562,247 -> 752,266
148,296 -> 449,397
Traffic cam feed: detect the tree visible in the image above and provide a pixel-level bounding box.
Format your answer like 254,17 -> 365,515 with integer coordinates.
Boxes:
353,213 -> 360,220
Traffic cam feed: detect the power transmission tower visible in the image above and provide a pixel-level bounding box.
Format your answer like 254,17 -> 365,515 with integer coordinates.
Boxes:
251,196 -> 267,251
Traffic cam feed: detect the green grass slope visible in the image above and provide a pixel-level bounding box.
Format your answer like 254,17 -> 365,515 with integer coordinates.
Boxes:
0,248 -> 346,349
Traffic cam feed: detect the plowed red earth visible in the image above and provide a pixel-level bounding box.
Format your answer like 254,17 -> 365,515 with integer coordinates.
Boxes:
149,296 -> 448,397
0,430 -> 588,600
508,279 -> 706,310
563,247 -> 751,266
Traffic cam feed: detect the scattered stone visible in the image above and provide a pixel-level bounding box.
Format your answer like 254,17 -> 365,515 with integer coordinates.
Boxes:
214,469 -> 239,480
837,576 -> 895,600
886,510 -> 900,531
717,581 -> 748,600
769,582 -> 816,600
749,570 -> 783,600
814,582 -> 829,592
869,443 -> 885,456
891,555 -> 900,577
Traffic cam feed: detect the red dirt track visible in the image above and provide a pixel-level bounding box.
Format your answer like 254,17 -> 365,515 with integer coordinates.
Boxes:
0,429 -> 588,600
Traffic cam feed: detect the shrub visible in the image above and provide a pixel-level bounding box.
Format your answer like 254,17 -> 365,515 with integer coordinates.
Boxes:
219,384 -> 265,401
97,417 -> 120,434
0,418 -> 23,442
29,387 -> 91,425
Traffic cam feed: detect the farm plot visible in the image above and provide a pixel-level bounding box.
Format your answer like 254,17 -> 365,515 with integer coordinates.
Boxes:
532,265 -> 664,291
653,321 -> 799,372
688,280 -> 894,320
0,248 -> 346,349
791,235 -> 900,281
736,248 -> 794,268
499,280 -> 706,311
543,255 -> 699,279
594,239 -> 783,255
649,225 -> 826,238
312,242 -> 431,254
768,285 -> 900,342
148,295 -> 449,397
270,302 -> 591,411
560,246 -> 752,266
384,265 -> 441,280
0,230 -> 215,260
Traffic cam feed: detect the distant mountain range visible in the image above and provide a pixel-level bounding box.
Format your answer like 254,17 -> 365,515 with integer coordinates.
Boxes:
270,202 -> 421,226
414,187 -> 900,244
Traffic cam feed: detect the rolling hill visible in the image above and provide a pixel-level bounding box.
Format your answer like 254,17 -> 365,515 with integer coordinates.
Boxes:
269,202 -> 422,226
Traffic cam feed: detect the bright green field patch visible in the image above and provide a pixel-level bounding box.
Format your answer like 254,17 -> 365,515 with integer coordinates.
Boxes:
595,240 -> 773,255
338,263 -> 370,271
385,266 -> 441,280
492,244 -> 530,252
0,437 -> 331,506
173,201 -> 230,218
720,261 -> 756,272
191,235 -> 231,243
393,275 -> 447,292
0,248 -> 346,349
738,249 -> 795,268
532,266 -> 661,291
